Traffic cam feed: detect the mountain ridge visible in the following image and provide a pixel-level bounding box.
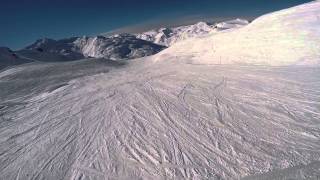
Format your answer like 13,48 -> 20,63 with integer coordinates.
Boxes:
23,34 -> 166,61
136,18 -> 249,46
155,1 -> 320,66
0,18 -> 250,69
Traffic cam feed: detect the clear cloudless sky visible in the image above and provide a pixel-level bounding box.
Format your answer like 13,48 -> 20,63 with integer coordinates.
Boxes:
0,0 -> 312,49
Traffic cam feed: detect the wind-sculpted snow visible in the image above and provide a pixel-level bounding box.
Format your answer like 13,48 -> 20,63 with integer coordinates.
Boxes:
0,58 -> 319,179
156,1 -> 320,66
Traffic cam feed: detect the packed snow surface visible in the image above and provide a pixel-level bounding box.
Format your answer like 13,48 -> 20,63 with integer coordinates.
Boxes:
0,58 -> 320,180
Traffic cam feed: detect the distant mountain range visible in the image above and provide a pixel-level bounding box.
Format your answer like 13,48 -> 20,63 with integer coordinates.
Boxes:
0,19 -> 249,70
136,19 -> 249,46
21,34 -> 166,61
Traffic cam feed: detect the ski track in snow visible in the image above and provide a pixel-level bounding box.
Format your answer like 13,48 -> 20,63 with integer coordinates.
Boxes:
0,58 -> 320,180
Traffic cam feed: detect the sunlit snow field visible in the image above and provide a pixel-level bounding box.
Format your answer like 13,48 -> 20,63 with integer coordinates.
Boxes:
0,58 -> 320,179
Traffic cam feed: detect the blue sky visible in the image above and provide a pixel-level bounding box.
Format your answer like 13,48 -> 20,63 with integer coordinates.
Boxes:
0,0 -> 311,49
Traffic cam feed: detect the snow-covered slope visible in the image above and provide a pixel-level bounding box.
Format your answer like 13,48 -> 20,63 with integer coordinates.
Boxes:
136,19 -> 249,46
1,58 -> 320,180
156,1 -> 320,66
21,34 -> 165,61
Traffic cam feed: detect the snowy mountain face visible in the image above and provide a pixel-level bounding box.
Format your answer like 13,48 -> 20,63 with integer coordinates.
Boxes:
0,47 -> 18,61
156,1 -> 320,66
0,47 -> 32,69
15,38 -> 86,62
25,37 -> 81,56
18,34 -> 165,62
74,34 -> 166,60
136,19 -> 249,46
1,1 -> 320,180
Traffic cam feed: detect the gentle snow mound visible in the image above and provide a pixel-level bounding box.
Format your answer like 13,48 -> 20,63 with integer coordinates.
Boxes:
214,18 -> 249,30
155,1 -> 320,66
